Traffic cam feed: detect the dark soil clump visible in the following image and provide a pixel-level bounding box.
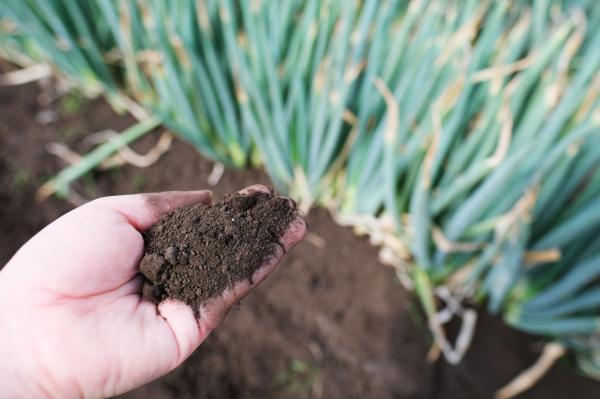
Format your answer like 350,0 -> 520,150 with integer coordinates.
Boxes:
140,191 -> 296,314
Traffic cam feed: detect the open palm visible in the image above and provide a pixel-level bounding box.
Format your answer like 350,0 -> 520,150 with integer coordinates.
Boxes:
0,185 -> 306,398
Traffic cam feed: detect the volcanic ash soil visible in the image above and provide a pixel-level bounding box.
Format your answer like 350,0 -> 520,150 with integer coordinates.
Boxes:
140,191 -> 298,314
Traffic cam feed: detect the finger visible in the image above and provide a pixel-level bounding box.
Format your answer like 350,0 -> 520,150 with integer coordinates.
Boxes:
238,184 -> 274,196
156,300 -> 202,366
87,190 -> 213,231
145,251 -> 286,371
237,184 -> 297,214
279,217 -> 307,252
198,216 -> 307,335
198,246 -> 283,335
108,299 -> 185,390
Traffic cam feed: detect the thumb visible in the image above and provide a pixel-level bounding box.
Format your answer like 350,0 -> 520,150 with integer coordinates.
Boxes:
86,190 -> 213,231
1,190 -> 213,297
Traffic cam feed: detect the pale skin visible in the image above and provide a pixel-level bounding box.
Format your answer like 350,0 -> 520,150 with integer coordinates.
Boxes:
0,184 -> 307,398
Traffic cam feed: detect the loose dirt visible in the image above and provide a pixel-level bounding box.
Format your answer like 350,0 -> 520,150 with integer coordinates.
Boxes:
141,192 -> 296,314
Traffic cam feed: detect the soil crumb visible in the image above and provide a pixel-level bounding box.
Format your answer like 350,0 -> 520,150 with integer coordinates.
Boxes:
140,190 -> 297,315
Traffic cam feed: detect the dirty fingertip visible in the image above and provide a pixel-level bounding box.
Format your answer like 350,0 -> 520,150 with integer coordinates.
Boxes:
254,247 -> 284,284
274,196 -> 297,210
238,184 -> 274,196
191,189 -> 213,204
156,299 -> 203,356
279,217 -> 308,251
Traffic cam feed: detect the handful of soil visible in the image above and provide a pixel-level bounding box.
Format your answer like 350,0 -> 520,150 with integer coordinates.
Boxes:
140,190 -> 297,315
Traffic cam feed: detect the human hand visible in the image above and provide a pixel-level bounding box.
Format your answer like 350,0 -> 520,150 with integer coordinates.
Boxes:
0,185 -> 306,398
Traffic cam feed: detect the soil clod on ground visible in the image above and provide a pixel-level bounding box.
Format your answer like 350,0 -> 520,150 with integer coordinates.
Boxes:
140,191 -> 297,315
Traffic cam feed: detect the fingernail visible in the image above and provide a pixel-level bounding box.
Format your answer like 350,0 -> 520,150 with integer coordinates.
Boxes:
241,184 -> 272,196
277,196 -> 296,209
287,197 -> 297,209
